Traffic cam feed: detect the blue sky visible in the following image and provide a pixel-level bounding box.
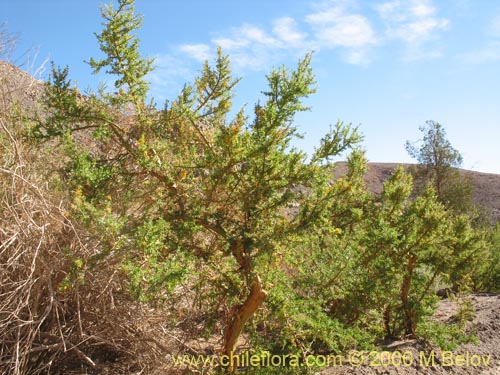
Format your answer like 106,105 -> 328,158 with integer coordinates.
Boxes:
2,0 -> 500,173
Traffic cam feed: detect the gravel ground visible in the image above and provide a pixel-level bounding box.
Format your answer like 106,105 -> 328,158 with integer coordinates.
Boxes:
321,293 -> 500,375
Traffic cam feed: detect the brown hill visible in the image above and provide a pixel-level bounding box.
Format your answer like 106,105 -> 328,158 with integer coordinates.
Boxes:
0,59 -> 43,113
2,60 -> 500,221
2,60 -> 500,375
334,162 -> 500,221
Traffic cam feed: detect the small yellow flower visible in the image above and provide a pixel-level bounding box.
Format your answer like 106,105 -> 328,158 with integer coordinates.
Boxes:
179,169 -> 187,180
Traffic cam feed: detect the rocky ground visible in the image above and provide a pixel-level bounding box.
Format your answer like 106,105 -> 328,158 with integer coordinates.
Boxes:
322,293 -> 500,375
3,60 -> 500,375
334,162 -> 500,222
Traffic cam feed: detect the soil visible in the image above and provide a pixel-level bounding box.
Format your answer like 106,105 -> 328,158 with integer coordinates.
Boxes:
333,162 -> 500,222
100,293 -> 500,374
3,60 -> 500,375
321,293 -> 500,375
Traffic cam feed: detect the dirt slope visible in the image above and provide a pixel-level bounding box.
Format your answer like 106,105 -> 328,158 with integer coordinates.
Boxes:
3,58 -> 499,221
2,59 -> 500,375
321,293 -> 500,375
334,162 -> 500,221
0,59 -> 43,112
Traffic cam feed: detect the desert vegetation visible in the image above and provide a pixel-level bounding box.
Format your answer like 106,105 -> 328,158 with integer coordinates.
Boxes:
1,1 -> 499,374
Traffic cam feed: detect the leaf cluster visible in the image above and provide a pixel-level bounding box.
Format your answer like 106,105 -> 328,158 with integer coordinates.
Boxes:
31,1 -> 495,368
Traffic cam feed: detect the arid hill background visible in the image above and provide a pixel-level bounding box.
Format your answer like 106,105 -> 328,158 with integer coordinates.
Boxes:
334,162 -> 500,221
2,55 -> 500,375
2,60 -> 499,221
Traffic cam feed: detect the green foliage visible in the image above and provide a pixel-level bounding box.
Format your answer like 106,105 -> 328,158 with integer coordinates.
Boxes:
418,297 -> 476,351
406,121 -> 463,169
35,0 -> 366,359
123,218 -> 194,301
260,249 -> 375,356
282,163 -> 483,346
358,169 -> 450,337
417,320 -> 477,351
32,1 -> 491,368
406,120 -> 474,214
88,0 -> 154,105
58,257 -> 86,292
454,297 -> 475,324
474,224 -> 500,291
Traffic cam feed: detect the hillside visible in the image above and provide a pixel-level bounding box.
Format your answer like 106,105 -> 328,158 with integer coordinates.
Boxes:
334,162 -> 500,221
2,59 -> 500,375
2,58 -> 500,220
2,59 -> 499,215
0,59 -> 42,113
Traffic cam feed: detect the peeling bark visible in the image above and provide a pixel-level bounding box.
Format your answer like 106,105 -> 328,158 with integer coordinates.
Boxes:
401,253 -> 417,336
222,238 -> 268,372
223,275 -> 267,357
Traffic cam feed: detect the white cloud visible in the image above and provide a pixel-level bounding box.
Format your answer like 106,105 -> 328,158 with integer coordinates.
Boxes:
147,53 -> 198,103
305,2 -> 377,65
393,18 -> 449,44
209,24 -> 285,70
315,14 -> 377,47
489,14 -> 500,37
306,3 -> 377,47
273,17 -> 308,46
375,0 -> 449,61
376,1 -> 401,21
459,12 -> 500,65
213,24 -> 278,51
376,0 -> 449,42
240,24 -> 278,46
344,49 -> 370,65
402,46 -> 443,62
215,37 -> 249,50
410,2 -> 435,18
173,1 -> 380,69
170,0 -> 451,71
306,7 -> 344,25
461,41 -> 500,64
179,44 -> 212,62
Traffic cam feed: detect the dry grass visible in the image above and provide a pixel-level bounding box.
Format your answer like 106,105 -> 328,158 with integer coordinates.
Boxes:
1,103 -> 84,373
0,54 -> 226,375
0,58 -> 172,375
